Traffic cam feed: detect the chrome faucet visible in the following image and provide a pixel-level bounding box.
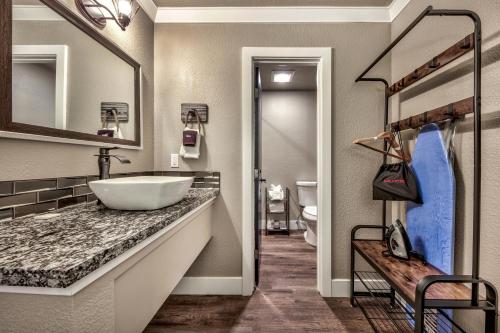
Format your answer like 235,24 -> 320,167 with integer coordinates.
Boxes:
96,147 -> 131,180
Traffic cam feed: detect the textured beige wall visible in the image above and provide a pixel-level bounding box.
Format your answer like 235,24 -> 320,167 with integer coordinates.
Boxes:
0,0 -> 154,181
261,90 -> 317,221
154,23 -> 390,278
392,1 -> 500,331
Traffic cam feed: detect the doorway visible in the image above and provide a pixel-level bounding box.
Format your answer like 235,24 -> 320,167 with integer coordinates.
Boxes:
241,47 -> 332,297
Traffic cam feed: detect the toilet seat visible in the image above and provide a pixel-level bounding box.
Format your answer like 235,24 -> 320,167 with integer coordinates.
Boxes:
303,206 -> 317,221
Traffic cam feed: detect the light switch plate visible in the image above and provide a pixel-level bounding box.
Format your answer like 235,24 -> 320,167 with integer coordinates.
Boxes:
170,153 -> 179,168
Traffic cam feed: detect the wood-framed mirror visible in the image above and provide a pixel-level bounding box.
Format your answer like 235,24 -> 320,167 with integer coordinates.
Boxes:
0,0 -> 141,148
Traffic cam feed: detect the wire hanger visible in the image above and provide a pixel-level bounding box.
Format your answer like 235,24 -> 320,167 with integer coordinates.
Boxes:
353,131 -> 410,161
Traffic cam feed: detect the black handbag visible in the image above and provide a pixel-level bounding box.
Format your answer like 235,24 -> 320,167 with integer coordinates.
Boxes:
373,132 -> 422,203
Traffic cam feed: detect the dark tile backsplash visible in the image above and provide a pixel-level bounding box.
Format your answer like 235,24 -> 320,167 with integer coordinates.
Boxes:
58,196 -> 87,209
73,185 -> 93,196
0,208 -> 13,220
86,175 -> 100,183
57,177 -> 87,189
15,179 -> 57,194
0,192 -> 37,207
0,182 -> 14,196
157,171 -> 221,189
0,171 -> 220,220
38,188 -> 73,202
86,193 -> 98,203
15,201 -> 58,218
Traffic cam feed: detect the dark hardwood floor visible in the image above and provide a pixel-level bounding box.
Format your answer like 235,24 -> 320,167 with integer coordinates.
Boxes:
144,232 -> 372,333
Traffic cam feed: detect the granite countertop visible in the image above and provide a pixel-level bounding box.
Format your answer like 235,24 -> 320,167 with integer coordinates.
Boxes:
0,188 -> 219,288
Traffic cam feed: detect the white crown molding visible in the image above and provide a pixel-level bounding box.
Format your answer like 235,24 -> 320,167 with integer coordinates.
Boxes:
388,0 -> 411,21
155,6 -> 391,23
136,0 -> 158,22
13,1 -> 410,24
154,0 -> 410,24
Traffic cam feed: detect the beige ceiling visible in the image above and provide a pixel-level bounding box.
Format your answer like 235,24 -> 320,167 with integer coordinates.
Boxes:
259,63 -> 317,91
152,0 -> 393,7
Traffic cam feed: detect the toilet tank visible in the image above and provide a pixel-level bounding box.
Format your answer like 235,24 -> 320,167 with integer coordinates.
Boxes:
296,181 -> 317,207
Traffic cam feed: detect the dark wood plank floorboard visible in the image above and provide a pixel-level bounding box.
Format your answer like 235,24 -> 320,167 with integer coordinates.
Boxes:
144,232 -> 372,332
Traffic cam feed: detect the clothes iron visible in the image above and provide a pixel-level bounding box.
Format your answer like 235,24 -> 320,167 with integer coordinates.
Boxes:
385,219 -> 412,260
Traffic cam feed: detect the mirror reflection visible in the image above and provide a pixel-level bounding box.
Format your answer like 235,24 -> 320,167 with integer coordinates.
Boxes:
12,0 -> 136,141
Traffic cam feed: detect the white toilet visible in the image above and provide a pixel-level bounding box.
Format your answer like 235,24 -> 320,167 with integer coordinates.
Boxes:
296,181 -> 317,246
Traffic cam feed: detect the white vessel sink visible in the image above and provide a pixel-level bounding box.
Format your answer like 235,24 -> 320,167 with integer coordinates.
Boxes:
89,176 -> 194,210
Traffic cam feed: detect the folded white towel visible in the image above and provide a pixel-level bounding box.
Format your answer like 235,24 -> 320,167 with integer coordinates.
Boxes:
268,184 -> 284,201
269,202 -> 285,213
179,127 -> 202,159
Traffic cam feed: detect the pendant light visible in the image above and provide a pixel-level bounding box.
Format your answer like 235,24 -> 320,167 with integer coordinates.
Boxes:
75,0 -> 140,31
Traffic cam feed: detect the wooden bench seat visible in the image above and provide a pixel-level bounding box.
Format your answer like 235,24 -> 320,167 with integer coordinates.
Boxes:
352,240 -> 473,306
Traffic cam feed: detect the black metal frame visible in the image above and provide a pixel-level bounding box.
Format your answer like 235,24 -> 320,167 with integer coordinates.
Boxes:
351,6 -> 498,333
351,226 -> 498,332
264,187 -> 290,235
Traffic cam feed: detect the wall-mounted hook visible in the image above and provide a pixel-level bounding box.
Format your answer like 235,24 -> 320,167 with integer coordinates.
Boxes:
460,36 -> 471,49
412,70 -> 419,80
181,103 -> 208,123
446,103 -> 454,117
419,112 -> 427,124
428,57 -> 440,69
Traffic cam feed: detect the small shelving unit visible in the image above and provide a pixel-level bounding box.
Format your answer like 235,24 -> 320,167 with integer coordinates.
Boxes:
352,6 -> 498,333
264,187 -> 290,235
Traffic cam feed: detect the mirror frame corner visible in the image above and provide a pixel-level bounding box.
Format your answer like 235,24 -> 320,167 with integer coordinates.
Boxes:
0,0 -> 142,148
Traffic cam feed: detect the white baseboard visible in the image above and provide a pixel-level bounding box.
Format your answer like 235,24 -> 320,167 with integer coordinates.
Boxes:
172,276 -> 243,295
332,279 -> 351,297
331,278 -> 385,297
172,277 -> 381,297
260,219 -> 306,231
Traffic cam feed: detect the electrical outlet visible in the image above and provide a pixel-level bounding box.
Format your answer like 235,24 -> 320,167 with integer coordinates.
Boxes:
170,153 -> 179,168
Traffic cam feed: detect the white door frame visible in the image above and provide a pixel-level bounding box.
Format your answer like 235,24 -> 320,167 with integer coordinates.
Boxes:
241,47 -> 332,297
12,45 -> 68,129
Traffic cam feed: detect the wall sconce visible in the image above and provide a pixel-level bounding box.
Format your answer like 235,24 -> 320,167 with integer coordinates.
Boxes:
75,0 -> 140,31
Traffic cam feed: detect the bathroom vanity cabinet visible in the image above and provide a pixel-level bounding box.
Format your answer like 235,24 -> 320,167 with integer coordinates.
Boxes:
0,189 -> 218,333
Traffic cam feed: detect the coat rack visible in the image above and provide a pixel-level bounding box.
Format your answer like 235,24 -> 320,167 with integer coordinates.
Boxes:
387,34 -> 475,97
350,6 -> 498,333
389,96 -> 473,131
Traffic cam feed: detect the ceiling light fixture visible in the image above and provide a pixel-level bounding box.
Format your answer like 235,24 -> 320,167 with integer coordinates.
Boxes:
75,0 -> 140,31
271,70 -> 295,83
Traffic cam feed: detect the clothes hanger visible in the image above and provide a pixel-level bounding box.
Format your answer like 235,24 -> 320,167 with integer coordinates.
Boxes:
353,131 -> 411,161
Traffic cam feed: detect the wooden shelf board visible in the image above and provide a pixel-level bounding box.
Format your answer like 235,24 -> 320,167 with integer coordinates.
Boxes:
353,240 -> 473,306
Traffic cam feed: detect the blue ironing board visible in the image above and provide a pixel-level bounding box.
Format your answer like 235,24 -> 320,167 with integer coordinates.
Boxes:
406,123 -> 455,332
407,123 -> 455,273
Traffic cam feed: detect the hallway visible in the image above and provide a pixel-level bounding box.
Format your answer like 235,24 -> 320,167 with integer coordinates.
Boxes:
144,232 -> 372,332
